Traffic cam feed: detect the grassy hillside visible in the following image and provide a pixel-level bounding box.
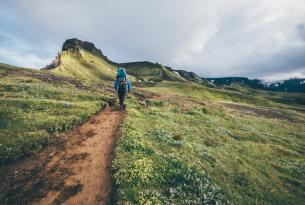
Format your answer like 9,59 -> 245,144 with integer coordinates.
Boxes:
123,62 -> 186,82
0,63 -> 115,164
142,82 -> 305,111
52,49 -> 118,81
112,82 -> 305,204
174,69 -> 212,86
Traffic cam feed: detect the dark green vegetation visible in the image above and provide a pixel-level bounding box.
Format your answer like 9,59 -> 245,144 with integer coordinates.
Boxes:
0,63 -> 114,163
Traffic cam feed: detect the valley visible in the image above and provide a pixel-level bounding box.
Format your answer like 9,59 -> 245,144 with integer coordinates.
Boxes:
0,39 -> 305,205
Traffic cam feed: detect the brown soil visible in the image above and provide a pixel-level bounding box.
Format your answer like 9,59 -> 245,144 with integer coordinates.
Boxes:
0,106 -> 123,205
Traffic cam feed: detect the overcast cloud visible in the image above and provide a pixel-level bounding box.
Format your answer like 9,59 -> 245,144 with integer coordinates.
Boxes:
1,0 -> 305,80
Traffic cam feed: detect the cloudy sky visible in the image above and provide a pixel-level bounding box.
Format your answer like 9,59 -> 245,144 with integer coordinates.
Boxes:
1,0 -> 305,81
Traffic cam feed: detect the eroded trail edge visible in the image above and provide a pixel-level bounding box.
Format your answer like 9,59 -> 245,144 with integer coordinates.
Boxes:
0,106 -> 124,205
33,107 -> 122,205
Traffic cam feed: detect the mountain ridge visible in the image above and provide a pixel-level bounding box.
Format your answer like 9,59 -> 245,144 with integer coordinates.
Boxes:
205,77 -> 305,93
43,38 -> 208,84
42,38 -> 304,92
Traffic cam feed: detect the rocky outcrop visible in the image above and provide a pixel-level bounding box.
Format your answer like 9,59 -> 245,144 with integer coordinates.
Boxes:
61,38 -> 118,66
62,38 -> 105,58
42,53 -> 61,70
42,38 -> 119,70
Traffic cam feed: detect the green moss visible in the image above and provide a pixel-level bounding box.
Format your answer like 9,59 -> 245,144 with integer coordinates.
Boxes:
113,82 -> 305,204
146,99 -> 167,107
0,64 -> 113,163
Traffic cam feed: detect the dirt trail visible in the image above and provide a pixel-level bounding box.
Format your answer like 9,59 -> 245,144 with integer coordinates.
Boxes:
0,106 -> 123,205
30,106 -> 123,205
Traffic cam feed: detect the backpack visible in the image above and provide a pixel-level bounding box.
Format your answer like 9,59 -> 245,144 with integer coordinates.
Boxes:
117,68 -> 127,89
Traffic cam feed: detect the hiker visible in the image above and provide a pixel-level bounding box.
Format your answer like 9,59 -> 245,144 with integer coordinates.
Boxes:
114,67 -> 131,110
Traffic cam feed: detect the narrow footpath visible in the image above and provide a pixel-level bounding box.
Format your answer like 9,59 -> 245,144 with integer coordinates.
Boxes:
0,106 -> 123,205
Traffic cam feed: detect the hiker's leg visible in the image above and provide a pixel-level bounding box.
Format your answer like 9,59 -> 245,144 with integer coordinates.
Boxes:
118,91 -> 123,106
121,88 -> 126,109
118,88 -> 126,108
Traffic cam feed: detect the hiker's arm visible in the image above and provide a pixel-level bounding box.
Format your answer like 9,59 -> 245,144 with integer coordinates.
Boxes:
114,79 -> 118,91
127,80 -> 131,92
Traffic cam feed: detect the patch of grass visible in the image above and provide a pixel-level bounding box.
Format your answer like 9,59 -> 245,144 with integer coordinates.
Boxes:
145,82 -> 305,110
113,100 -> 229,204
146,99 -> 167,107
0,65 -> 113,163
113,83 -> 305,204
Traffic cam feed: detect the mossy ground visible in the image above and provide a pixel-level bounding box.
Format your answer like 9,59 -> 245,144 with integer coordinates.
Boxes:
112,82 -> 305,204
0,64 -> 115,163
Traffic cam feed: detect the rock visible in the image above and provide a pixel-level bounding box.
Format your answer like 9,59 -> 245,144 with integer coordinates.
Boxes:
42,52 -> 61,70
63,101 -> 74,108
139,101 -> 147,107
62,38 -> 105,58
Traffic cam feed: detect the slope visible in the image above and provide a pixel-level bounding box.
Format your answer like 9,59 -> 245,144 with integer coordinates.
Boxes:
0,63 -> 115,164
122,61 -> 186,82
52,49 -> 118,81
112,81 -> 305,204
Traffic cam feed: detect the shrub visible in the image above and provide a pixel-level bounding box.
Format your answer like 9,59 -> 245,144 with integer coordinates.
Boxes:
201,107 -> 208,114
147,77 -> 162,82
151,128 -> 182,146
146,99 -> 167,107
122,136 -> 155,156
158,154 -> 230,204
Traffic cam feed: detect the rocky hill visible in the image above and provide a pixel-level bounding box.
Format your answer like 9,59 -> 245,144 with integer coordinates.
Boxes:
44,38 -> 203,83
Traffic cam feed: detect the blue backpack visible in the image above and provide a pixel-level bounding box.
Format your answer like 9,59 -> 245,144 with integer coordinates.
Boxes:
117,68 -> 127,88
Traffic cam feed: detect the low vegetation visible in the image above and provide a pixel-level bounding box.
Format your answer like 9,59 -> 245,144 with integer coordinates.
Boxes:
112,83 -> 305,204
0,64 -> 114,164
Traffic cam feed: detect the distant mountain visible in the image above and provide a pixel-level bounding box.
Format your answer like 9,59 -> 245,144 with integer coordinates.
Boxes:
266,78 -> 305,93
205,77 -> 305,93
